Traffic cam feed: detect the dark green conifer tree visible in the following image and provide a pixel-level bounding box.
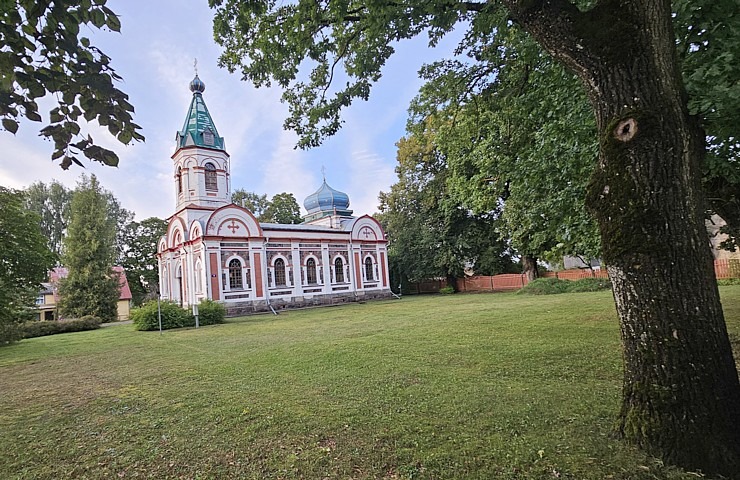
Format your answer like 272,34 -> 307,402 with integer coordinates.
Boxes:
59,175 -> 119,322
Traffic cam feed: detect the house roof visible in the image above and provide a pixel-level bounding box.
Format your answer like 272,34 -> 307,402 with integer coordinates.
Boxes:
49,266 -> 132,301
113,266 -> 133,301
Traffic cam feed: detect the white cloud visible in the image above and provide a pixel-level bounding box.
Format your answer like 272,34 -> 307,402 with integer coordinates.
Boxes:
347,149 -> 396,216
258,129 -> 317,213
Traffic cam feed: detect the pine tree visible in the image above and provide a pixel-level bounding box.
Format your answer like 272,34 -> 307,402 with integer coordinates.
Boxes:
59,175 -> 119,322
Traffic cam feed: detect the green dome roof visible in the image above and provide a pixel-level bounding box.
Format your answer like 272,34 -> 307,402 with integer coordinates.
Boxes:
175,75 -> 225,151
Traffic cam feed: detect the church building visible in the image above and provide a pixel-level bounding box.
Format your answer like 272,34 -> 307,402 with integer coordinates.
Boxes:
157,75 -> 391,314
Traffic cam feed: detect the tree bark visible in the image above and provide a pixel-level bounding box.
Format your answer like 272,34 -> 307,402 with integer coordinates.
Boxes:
522,254 -> 539,282
507,0 -> 740,474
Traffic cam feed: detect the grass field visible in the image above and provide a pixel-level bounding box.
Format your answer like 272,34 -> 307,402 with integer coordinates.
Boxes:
1,288 -> 739,479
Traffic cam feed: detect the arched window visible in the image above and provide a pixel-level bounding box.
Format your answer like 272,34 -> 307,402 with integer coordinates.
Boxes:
229,258 -> 243,289
274,258 -> 286,286
334,257 -> 344,283
364,257 -> 374,281
306,258 -> 317,284
205,162 -> 217,191
177,167 -> 183,194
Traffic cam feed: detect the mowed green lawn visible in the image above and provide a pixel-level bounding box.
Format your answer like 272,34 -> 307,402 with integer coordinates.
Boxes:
2,288 -> 739,480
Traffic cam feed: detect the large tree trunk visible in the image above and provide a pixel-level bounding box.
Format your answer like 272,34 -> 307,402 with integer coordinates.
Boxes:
509,0 -> 740,474
521,254 -> 539,282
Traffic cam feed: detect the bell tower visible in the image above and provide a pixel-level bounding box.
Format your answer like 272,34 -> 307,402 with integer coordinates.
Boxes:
172,74 -> 231,211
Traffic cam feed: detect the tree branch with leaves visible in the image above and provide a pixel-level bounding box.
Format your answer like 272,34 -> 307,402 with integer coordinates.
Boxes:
0,1 -> 144,168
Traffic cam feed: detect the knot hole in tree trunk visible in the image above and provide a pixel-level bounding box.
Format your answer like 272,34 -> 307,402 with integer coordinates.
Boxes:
614,118 -> 637,142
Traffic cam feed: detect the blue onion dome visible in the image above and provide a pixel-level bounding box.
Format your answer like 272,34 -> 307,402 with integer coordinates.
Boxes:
189,75 -> 205,93
304,180 -> 351,213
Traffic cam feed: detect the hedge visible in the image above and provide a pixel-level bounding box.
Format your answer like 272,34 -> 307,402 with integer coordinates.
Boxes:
19,316 -> 102,339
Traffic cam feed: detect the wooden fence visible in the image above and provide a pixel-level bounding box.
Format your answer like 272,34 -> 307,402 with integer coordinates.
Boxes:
714,258 -> 740,279
409,259 -> 740,294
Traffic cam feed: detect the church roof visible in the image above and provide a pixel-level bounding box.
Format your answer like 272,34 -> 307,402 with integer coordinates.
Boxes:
303,179 -> 351,214
175,75 -> 225,151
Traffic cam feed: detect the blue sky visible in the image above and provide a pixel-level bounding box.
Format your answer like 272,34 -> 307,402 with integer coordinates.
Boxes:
0,1 -> 461,221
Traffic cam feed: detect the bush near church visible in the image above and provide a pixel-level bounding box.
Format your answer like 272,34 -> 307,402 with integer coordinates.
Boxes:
196,299 -> 226,325
132,300 -> 225,331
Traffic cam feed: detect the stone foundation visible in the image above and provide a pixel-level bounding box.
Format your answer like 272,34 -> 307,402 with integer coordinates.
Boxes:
225,289 -> 393,317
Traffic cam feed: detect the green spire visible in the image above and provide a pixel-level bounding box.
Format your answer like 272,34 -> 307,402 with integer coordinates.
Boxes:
175,75 -> 225,151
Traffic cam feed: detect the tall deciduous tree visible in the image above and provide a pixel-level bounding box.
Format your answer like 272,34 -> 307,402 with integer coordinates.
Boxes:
119,217 -> 167,306
0,187 -> 55,344
262,192 -> 302,224
408,22 -> 600,276
0,1 -> 144,168
378,123 -> 514,288
231,189 -> 303,223
59,175 -> 118,322
211,0 -> 740,473
106,192 -> 134,265
24,180 -> 72,258
231,189 -> 270,219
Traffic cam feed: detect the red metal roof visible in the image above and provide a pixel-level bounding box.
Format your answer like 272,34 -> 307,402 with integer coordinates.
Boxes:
50,266 -> 132,301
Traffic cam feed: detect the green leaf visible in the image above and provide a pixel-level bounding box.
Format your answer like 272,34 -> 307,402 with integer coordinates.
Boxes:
2,118 -> 19,133
90,9 -> 105,28
26,110 -> 42,122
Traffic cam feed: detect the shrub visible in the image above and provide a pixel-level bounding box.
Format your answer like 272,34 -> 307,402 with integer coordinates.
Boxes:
0,322 -> 22,346
19,316 -> 102,339
568,277 -> 612,292
518,277 -> 611,295
439,286 -> 455,295
718,278 -> 740,286
132,300 -> 193,331
196,299 -> 226,326
518,278 -> 571,295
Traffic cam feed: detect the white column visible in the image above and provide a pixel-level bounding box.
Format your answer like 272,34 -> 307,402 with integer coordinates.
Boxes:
291,242 -> 301,295
321,243 -> 331,294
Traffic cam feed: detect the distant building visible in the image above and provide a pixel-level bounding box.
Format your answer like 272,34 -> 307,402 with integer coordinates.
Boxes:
707,214 -> 740,260
37,266 -> 133,321
35,283 -> 56,321
562,257 -> 601,270
157,75 -> 391,315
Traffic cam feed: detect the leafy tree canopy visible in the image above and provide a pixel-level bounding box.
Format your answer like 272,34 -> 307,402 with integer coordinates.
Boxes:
378,122 -> 516,285
406,24 -> 600,265
232,189 -> 270,219
23,179 -> 72,258
0,1 -> 144,168
231,189 -> 303,224
119,217 -> 167,306
263,192 -> 302,224
0,186 -> 55,343
22,179 -> 132,261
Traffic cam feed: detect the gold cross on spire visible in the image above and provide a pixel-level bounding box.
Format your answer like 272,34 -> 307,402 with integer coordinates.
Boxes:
194,58 -> 198,76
